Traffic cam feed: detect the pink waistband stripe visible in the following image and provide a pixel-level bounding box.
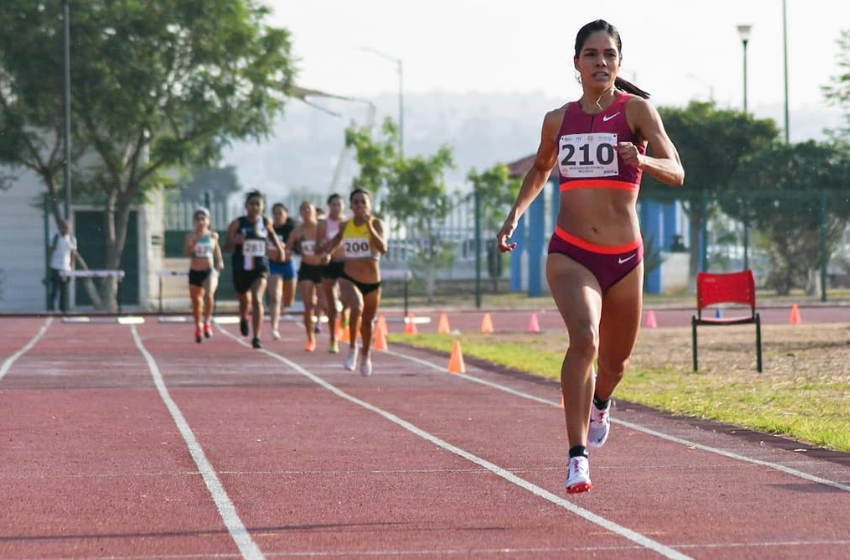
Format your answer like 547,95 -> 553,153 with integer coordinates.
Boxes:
559,179 -> 639,192
554,226 -> 642,255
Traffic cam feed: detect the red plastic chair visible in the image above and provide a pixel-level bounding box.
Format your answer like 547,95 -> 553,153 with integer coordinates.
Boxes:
691,270 -> 763,372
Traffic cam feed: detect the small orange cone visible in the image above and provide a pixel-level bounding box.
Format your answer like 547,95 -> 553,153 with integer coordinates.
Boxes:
645,310 -> 658,329
480,312 -> 494,334
334,316 -> 343,339
448,340 -> 466,374
528,312 -> 540,333
373,320 -> 388,351
790,304 -> 802,325
340,319 -> 351,343
405,312 -> 418,334
559,394 -> 565,409
437,313 -> 451,334
377,314 -> 389,335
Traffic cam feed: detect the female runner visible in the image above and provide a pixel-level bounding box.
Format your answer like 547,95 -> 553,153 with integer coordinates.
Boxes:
320,188 -> 387,376
183,207 -> 224,343
497,20 -> 684,493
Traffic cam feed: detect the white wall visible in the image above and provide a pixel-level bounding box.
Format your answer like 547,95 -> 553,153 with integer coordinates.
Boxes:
0,168 -> 50,312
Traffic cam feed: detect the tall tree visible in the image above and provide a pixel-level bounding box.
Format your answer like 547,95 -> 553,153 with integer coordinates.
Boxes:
726,140 -> 850,295
641,101 -> 779,284
346,118 -> 456,302
0,1 -> 295,309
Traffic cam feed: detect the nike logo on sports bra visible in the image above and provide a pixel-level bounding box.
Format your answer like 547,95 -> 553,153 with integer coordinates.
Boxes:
602,112 -> 621,122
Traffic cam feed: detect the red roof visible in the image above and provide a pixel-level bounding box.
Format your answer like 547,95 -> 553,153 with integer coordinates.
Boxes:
505,153 -> 559,180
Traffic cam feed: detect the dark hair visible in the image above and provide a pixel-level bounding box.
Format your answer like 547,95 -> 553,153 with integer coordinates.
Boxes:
350,187 -> 371,203
574,20 -> 650,99
244,189 -> 264,204
272,202 -> 288,213
327,193 -> 343,205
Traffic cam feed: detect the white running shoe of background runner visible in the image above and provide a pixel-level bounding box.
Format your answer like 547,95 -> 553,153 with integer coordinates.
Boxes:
344,347 -> 358,371
564,456 -> 593,494
588,399 -> 611,448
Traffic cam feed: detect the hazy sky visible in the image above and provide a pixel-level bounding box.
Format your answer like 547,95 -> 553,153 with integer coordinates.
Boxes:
268,0 -> 849,113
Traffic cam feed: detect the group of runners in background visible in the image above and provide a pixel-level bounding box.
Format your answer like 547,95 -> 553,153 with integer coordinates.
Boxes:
182,188 -> 387,377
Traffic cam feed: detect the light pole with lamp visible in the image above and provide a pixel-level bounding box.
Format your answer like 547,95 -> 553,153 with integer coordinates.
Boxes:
361,47 -> 404,157
62,0 -> 72,222
737,24 -> 752,271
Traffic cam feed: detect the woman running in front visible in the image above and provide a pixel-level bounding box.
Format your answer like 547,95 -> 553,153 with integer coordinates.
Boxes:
285,201 -> 325,352
183,207 -> 224,343
497,20 -> 684,494
224,190 -> 286,349
321,188 -> 387,376
316,193 -> 348,353
268,203 -> 298,341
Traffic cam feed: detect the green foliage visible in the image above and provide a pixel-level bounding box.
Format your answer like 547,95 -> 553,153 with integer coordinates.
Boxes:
727,140 -> 850,294
822,29 -> 850,138
467,164 -> 521,231
0,0 -> 295,308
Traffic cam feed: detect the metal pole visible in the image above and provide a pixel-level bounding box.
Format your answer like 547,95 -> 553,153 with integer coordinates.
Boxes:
782,0 -> 790,143
398,59 -> 404,158
742,38 -> 750,270
474,190 -> 482,309
62,0 -> 72,221
820,189 -> 828,302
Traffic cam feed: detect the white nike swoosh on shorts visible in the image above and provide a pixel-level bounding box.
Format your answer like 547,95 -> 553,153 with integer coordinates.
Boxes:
618,253 -> 637,264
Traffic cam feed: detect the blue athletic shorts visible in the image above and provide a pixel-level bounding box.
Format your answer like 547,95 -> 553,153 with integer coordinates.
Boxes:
269,260 -> 295,280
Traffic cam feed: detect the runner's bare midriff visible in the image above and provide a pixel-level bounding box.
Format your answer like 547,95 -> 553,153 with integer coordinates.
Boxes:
557,188 -> 640,246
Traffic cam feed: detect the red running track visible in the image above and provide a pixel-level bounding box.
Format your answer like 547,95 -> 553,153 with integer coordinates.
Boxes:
0,316 -> 848,559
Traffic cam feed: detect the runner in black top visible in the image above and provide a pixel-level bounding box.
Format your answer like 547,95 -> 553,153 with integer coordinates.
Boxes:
224,190 -> 286,349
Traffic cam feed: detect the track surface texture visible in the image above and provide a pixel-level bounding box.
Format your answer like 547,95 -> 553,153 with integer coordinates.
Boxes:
0,314 -> 848,560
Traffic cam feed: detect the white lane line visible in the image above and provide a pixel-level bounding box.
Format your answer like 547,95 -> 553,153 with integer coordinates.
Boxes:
219,327 -> 693,560
130,326 -> 266,560
5,538 -> 850,559
385,348 -> 850,493
0,317 -> 53,384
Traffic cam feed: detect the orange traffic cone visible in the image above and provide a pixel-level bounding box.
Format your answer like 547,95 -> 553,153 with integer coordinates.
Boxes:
645,310 -> 658,328
377,314 -> 389,335
437,313 -> 451,334
334,316 -> 343,339
559,394 -> 565,409
340,319 -> 351,343
790,304 -> 802,325
373,320 -> 388,351
448,340 -> 466,374
405,312 -> 418,335
528,312 -> 540,333
481,312 -> 494,334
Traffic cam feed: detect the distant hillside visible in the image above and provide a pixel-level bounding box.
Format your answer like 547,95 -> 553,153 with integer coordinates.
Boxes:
223,91 -> 841,201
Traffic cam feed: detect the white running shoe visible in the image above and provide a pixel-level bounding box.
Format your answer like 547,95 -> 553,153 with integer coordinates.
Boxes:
344,347 -> 358,371
564,456 -> 593,494
360,355 -> 372,377
588,399 -> 612,448
271,329 -> 281,340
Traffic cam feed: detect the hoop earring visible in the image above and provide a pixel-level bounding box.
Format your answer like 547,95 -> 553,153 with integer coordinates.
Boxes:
574,71 -> 582,84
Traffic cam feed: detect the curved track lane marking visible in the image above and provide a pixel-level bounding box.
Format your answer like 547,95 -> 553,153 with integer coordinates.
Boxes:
0,317 -> 52,384
385,348 -> 850,493
131,326 -> 267,560
218,327 -> 693,560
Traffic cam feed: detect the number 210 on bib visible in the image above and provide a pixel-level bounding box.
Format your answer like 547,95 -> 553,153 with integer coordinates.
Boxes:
558,133 -> 618,178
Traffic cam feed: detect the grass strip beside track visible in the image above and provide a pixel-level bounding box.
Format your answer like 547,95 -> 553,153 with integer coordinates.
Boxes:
390,330 -> 850,453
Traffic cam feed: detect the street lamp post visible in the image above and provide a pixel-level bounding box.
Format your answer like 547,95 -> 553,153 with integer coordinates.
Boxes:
361,47 -> 404,157
62,0 -> 72,222
737,24 -> 752,271
782,0 -> 790,143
